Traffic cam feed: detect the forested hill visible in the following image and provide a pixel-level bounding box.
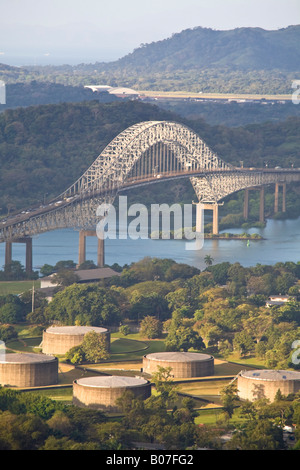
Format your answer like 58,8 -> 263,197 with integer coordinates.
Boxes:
103,25 -> 300,72
0,100 -> 299,214
0,82 -> 119,111
10,25 -> 298,94
1,26 -> 299,94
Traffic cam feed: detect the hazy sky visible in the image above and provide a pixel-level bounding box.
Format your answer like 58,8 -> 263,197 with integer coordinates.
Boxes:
0,0 -> 299,65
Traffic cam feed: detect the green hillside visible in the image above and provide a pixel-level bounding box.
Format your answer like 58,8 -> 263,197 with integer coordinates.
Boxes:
97,25 -> 300,93
0,82 -> 118,110
111,25 -> 300,72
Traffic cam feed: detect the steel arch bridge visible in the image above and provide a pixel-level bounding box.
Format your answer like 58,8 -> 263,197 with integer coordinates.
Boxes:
1,120 -> 300,243
60,120 -> 233,197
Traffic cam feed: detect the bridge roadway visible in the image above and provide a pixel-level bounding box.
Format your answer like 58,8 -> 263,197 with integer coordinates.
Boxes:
1,167 -> 300,240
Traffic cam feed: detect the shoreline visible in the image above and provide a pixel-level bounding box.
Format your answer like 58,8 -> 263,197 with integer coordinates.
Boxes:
204,234 -> 264,240
150,232 -> 264,241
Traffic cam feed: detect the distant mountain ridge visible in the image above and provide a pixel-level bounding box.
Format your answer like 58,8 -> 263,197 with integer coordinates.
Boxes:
0,25 -> 299,95
103,25 -> 300,72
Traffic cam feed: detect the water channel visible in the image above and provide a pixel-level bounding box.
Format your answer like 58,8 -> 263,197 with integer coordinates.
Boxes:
1,216 -> 300,272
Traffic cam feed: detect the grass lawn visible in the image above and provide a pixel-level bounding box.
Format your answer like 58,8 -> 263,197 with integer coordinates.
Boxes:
28,387 -> 73,403
174,359 -> 263,408
6,336 -> 42,353
110,337 -> 148,354
226,353 -> 267,368
108,333 -> 166,361
213,359 -> 254,376
194,408 -> 225,425
57,363 -> 109,385
195,407 -> 245,426
88,362 -> 143,375
0,280 -> 40,295
177,379 -> 232,406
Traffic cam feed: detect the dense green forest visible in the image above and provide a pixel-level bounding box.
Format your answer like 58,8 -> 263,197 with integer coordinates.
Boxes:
0,82 -> 118,111
3,64 -> 296,95
0,100 -> 299,215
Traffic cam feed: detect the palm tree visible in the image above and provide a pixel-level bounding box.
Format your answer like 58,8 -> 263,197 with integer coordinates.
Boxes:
204,254 -> 214,267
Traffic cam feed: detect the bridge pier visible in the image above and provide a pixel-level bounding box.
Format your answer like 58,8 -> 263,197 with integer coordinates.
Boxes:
5,241 -> 12,267
197,203 -> 219,235
243,189 -> 249,219
5,237 -> 32,274
78,231 -> 86,266
243,187 -> 265,223
97,238 -> 105,268
195,203 -> 203,233
259,187 -> 265,223
274,182 -> 286,213
25,238 -> 33,273
78,230 -> 104,268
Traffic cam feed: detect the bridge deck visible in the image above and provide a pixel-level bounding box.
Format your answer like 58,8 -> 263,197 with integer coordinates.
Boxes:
1,167 -> 300,241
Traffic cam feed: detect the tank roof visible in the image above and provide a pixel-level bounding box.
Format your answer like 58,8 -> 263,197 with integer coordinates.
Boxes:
0,353 -> 56,364
45,326 -> 108,335
240,369 -> 300,381
144,352 -> 213,362
76,376 -> 148,388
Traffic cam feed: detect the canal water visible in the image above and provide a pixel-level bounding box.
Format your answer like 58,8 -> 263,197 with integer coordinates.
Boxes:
1,216 -> 300,272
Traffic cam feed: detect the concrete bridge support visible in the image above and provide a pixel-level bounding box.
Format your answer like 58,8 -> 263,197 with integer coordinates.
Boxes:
196,203 -> 204,233
243,187 -> 265,223
196,203 -> 219,235
259,187 -> 265,223
78,230 -> 104,268
5,237 -> 32,274
243,188 -> 249,220
5,241 -> 12,268
274,182 -> 286,213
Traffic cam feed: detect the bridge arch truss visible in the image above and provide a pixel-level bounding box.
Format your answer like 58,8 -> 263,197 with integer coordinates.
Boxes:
61,120 -> 233,198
